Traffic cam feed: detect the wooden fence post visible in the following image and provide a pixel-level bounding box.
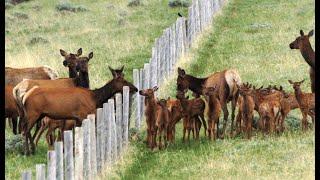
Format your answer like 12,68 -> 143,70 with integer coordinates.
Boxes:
103,102 -> 111,164
108,98 -> 117,163
133,69 -> 141,130
88,114 -> 97,176
54,141 -> 63,180
74,127 -> 83,180
82,119 -> 91,179
96,108 -> 103,172
64,130 -> 74,180
36,164 -> 46,180
48,150 -> 56,180
115,93 -> 123,155
139,68 -> 144,120
123,86 -> 130,147
22,171 -> 32,180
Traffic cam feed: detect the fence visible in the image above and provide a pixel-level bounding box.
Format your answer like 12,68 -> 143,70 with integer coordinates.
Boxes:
21,0 -> 226,179
132,0 -> 226,131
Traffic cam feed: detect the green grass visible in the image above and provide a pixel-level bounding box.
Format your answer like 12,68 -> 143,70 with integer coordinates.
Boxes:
5,0 -> 189,179
99,0 -> 315,179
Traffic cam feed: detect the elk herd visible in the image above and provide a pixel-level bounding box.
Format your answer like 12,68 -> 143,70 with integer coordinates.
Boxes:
5,30 -> 315,154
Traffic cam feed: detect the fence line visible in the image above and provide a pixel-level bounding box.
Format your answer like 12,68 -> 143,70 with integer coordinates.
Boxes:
22,0 -> 226,178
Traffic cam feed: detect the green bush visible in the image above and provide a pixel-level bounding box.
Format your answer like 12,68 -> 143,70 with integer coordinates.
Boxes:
5,134 -> 24,153
56,1 -> 88,12
128,0 -> 141,7
168,0 -> 189,8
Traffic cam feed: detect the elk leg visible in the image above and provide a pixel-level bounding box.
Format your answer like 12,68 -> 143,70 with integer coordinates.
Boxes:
32,120 -> 41,141
301,112 -> 307,131
12,117 -> 18,135
221,105 -> 229,138
230,96 -> 237,135
235,111 -> 241,135
207,120 -> 212,140
34,122 -> 47,146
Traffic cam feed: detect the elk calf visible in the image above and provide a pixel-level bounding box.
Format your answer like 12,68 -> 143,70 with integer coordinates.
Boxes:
203,86 -> 221,141
156,99 -> 171,149
288,80 -> 315,131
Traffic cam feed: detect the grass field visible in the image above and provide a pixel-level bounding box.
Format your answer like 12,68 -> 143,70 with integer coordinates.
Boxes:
99,0 -> 315,179
5,0 -> 189,179
5,0 -> 315,179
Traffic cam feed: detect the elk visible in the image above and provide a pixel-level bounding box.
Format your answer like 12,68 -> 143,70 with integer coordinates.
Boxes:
176,91 -> 206,142
177,67 -> 241,138
21,75 -> 137,155
139,86 -> 159,150
5,66 -> 58,86
5,85 -> 22,134
166,98 -> 183,143
202,86 -> 221,141
289,30 -> 315,93
155,99 -> 171,149
288,80 -> 315,131
234,83 -> 255,138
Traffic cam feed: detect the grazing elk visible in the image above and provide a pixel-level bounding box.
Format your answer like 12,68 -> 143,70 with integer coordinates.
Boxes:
289,30 -> 315,93
20,75 -> 137,155
203,86 -> 221,141
177,67 -> 241,138
176,91 -> 206,142
288,80 -> 315,131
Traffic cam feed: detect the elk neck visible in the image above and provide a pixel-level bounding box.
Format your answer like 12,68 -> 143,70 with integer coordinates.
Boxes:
186,74 -> 207,95
300,43 -> 315,69
92,80 -> 117,108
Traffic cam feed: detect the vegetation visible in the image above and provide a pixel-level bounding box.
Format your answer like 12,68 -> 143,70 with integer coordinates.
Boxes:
100,0 -> 315,179
5,0 -> 189,179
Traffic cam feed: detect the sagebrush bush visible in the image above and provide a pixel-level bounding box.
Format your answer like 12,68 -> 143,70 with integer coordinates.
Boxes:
128,0 -> 141,7
56,1 -> 88,12
168,0 -> 189,8
5,134 -> 24,153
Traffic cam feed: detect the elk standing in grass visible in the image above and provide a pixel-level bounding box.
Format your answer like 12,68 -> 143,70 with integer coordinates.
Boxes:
203,86 -> 221,141
177,67 -> 241,138
166,98 -> 183,143
21,75 -> 137,155
288,80 -> 315,131
176,91 -> 206,142
139,86 -> 159,150
289,30 -> 315,93
155,99 -> 171,149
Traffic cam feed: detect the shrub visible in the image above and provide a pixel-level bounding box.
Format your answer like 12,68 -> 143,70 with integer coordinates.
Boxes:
5,134 -> 24,153
128,0 -> 141,7
13,12 -> 29,19
29,37 -> 49,45
56,1 -> 88,12
168,0 -> 189,8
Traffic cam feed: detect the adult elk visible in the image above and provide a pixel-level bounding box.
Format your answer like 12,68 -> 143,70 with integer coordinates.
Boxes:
177,67 -> 241,138
289,30 -> 315,93
21,74 -> 137,155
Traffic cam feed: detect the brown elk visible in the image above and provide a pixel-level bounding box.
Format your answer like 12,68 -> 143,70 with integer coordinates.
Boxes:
139,86 -> 159,150
288,80 -> 315,131
289,30 -> 315,93
177,67 -> 241,138
203,86 -> 221,141
155,99 -> 171,149
5,66 -> 58,86
166,98 -> 183,143
21,75 -> 137,155
5,85 -> 22,134
176,91 -> 206,142
234,83 -> 255,139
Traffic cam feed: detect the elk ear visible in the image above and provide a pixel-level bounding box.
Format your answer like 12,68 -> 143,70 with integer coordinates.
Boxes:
76,48 -> 82,56
300,79 -> 305,84
279,86 -> 283,90
186,95 -> 189,99
308,30 -> 314,37
88,52 -> 93,60
288,80 -> 294,84
60,49 -> 67,57
153,86 -> 159,92
120,65 -> 124,72
178,67 -> 185,77
167,97 -> 171,100
109,66 -> 116,77
300,30 -> 304,36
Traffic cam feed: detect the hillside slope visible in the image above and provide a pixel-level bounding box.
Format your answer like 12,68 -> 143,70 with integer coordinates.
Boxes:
100,0 -> 315,179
